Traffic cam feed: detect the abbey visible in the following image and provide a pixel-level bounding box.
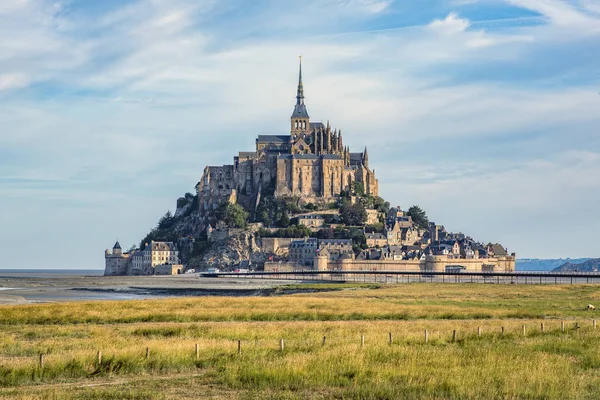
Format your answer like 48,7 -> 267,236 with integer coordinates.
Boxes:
196,59 -> 378,213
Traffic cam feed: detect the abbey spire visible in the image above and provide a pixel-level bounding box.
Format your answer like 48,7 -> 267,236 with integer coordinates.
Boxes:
291,56 -> 310,136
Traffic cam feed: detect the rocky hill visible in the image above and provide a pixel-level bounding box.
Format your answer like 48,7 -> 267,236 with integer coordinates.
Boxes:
552,259 -> 600,272
517,258 -> 591,271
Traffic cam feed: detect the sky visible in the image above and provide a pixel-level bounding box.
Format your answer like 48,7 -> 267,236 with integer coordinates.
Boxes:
0,0 -> 599,268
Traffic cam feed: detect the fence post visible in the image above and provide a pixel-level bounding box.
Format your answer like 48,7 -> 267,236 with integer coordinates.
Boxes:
478,327 -> 481,337
388,332 -> 393,345
280,338 -> 284,352
195,343 -> 199,360
594,320 -> 597,330
322,336 -> 327,346
452,330 -> 457,342
576,322 -> 580,330
424,330 -> 429,343
361,334 -> 365,348
501,326 -> 504,336
97,350 -> 102,366
541,323 -> 544,333
238,340 -> 242,355
146,347 -> 150,359
561,321 -> 565,333
39,354 -> 44,369
522,325 -> 526,336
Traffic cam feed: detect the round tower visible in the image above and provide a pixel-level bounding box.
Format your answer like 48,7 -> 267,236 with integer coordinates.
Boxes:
314,254 -> 329,271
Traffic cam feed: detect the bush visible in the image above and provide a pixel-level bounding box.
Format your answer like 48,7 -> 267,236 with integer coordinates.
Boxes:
340,202 -> 367,226
407,205 -> 429,230
216,202 -> 248,229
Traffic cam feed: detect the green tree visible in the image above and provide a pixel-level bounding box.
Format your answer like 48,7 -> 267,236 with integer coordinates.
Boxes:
371,196 -> 390,214
216,202 -> 249,228
407,205 -> 429,230
277,212 -> 291,228
158,210 -> 175,230
353,181 -> 365,197
340,202 -> 367,226
316,228 -> 335,239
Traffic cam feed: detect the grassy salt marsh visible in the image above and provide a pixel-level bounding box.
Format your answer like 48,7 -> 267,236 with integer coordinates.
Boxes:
1,283 -> 600,399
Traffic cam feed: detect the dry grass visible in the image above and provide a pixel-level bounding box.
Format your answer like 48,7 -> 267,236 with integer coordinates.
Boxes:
1,283 -> 600,399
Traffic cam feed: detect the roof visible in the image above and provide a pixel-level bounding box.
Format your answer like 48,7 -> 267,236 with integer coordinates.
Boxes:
113,241 -> 121,250
150,241 -> 177,252
310,122 -> 325,130
366,233 -> 386,240
290,239 -> 318,247
256,135 -> 290,144
490,243 -> 508,256
320,239 -> 352,245
349,153 -> 363,165
299,215 -> 324,219
291,103 -> 310,119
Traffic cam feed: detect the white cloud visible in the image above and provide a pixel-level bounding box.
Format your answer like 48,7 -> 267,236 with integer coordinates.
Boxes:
506,0 -> 600,34
0,73 -> 29,90
428,12 -> 471,34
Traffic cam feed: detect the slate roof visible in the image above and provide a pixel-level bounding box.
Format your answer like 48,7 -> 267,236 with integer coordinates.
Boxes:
256,135 -> 290,144
291,103 -> 310,118
349,153 -> 363,165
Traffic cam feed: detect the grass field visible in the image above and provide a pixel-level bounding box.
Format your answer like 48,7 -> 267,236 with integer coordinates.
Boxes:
1,283 -> 600,399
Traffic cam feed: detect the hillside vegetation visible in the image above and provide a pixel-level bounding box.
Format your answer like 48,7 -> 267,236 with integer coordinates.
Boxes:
553,258 -> 600,272
2,284 -> 600,399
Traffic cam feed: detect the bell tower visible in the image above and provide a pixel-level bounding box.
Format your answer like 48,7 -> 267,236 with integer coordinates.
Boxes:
290,56 -> 310,137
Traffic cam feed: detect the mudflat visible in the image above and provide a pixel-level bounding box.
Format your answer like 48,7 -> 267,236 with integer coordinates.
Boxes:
0,274 -> 297,304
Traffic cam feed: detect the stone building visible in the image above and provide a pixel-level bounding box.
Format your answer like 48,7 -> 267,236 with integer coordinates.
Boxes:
195,58 -> 379,213
104,241 -> 130,276
129,241 -> 180,276
298,215 -> 325,229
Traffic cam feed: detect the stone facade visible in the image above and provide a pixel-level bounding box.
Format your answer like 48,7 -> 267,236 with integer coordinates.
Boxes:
129,241 -> 180,276
195,59 -> 378,213
104,241 -> 130,276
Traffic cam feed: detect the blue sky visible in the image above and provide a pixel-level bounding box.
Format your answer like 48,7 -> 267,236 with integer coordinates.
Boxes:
0,0 -> 599,268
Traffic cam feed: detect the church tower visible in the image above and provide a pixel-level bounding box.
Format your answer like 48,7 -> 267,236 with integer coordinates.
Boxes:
290,57 -> 310,137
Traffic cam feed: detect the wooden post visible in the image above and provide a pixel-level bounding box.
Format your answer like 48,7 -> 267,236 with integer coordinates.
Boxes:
97,350 -> 102,366
237,340 -> 241,355
361,334 -> 365,348
146,347 -> 150,359
541,323 -> 545,333
388,332 -> 393,345
576,322 -> 580,330
322,336 -> 327,346
452,330 -> 457,342
501,326 -> 505,336
478,327 -> 481,337
522,325 -> 526,336
195,343 -> 199,360
424,330 -> 429,343
280,338 -> 284,352
594,320 -> 597,329
39,354 -> 44,369
561,321 -> 565,333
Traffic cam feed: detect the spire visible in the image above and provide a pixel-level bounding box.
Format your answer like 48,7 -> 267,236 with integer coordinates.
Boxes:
363,146 -> 369,168
297,56 -> 304,105
291,56 -> 309,120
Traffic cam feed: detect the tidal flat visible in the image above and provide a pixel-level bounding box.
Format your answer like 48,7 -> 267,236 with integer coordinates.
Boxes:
1,283 -> 600,399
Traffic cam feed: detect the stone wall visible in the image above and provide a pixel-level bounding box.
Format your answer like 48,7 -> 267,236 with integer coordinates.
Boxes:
261,237 -> 293,254
268,254 -> 516,273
